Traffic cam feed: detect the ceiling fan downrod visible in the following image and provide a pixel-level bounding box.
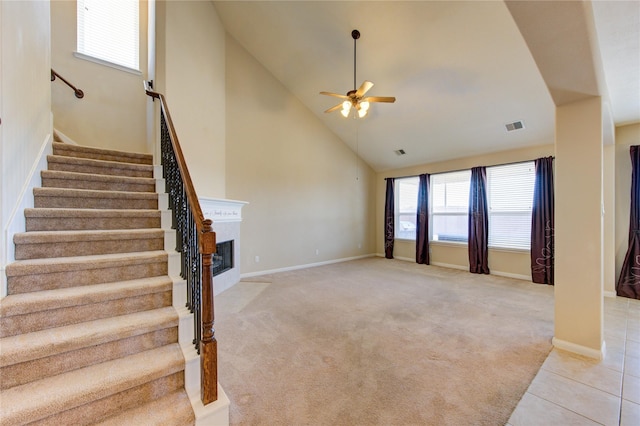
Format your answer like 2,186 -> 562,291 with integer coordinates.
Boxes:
352,29 -> 360,92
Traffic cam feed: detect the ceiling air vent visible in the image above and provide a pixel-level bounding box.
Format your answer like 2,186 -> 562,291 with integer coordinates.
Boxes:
505,120 -> 525,132
395,149 -> 406,156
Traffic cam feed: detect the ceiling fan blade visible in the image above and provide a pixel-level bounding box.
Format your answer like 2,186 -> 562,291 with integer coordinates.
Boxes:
362,96 -> 396,103
324,103 -> 343,113
320,91 -> 349,99
355,81 -> 374,98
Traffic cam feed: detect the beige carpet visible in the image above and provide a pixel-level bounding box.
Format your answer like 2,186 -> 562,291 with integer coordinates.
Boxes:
216,257 -> 555,425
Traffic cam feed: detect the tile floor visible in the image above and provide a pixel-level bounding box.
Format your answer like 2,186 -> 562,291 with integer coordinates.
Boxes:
508,296 -> 640,425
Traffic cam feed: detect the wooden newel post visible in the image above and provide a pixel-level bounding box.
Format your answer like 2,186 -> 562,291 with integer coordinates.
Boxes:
200,219 -> 218,404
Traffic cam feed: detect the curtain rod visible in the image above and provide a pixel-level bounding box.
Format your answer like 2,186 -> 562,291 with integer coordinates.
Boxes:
383,156 -> 554,180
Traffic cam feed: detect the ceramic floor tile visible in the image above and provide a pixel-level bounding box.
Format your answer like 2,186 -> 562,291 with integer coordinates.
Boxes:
623,373 -> 640,404
607,335 -> 627,353
625,353 -> 640,378
541,350 -> 623,396
627,324 -> 640,343
601,345 -> 625,372
620,399 -> 640,426
508,392 -> 600,426
527,369 -> 620,425
627,340 -> 640,358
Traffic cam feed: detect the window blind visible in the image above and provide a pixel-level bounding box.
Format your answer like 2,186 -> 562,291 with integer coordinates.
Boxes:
395,177 -> 419,240
487,162 -> 535,249
431,170 -> 470,242
77,0 -> 139,71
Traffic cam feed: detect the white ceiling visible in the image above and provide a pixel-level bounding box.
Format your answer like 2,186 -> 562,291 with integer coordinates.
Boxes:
213,1 -> 640,172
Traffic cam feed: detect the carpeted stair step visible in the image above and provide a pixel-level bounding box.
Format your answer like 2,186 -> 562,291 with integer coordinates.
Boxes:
14,229 -> 165,259
0,307 -> 178,390
47,154 -> 154,178
0,343 -> 185,426
34,187 -> 158,209
0,276 -> 173,338
95,389 -> 195,426
41,170 -> 156,193
25,208 -> 161,231
6,251 -> 168,294
53,141 -> 153,165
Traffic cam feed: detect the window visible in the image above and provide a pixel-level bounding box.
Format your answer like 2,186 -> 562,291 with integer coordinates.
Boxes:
395,177 -> 419,240
431,170 -> 470,242
487,162 -> 535,250
76,0 -> 139,71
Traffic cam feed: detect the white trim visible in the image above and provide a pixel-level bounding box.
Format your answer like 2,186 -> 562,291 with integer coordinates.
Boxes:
604,290 -> 617,298
2,133 -> 52,298
53,128 -> 78,145
73,51 -> 142,75
552,337 -> 606,360
199,197 -> 248,223
240,254 -> 376,279
430,261 -> 468,271
491,270 -> 531,281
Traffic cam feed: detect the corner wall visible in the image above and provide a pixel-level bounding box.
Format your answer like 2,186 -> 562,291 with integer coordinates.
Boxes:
225,36 -> 376,275
1,0 -> 52,296
50,0 -> 148,153
155,0 -> 226,199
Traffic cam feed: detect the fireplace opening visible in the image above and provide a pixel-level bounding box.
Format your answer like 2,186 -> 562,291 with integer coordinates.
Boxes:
212,240 -> 233,277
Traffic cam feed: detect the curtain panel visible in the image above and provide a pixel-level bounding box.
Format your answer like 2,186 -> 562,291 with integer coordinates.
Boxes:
384,178 -> 395,259
416,173 -> 430,264
468,167 -> 490,274
531,156 -> 555,285
617,146 -> 640,299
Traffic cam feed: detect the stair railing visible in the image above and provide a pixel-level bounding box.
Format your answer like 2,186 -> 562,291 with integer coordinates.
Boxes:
51,69 -> 84,99
144,80 -> 218,405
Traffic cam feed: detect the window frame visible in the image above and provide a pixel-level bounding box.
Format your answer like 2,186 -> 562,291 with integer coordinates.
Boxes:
75,0 -> 142,75
429,170 -> 471,244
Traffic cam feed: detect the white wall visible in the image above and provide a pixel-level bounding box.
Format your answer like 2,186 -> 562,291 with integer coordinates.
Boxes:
376,144 -> 555,279
50,0 -> 148,153
1,0 -> 52,296
225,36 -> 377,275
155,0 -> 226,198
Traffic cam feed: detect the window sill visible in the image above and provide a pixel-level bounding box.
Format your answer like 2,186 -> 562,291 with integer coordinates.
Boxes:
73,52 -> 142,75
430,240 -> 467,248
488,246 -> 530,254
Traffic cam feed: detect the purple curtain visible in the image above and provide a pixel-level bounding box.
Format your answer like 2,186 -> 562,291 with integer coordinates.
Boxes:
384,178 -> 395,259
468,167 -> 489,274
617,146 -> 640,299
416,174 -> 430,264
531,157 -> 554,285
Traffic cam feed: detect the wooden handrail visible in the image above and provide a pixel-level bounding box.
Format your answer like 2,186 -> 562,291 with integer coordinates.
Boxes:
144,80 -> 218,405
51,69 -> 84,99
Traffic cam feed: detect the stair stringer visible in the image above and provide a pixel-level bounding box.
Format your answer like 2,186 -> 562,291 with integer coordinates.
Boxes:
158,173 -> 231,426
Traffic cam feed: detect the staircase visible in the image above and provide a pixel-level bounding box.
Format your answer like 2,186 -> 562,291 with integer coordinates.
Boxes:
0,142 -> 195,425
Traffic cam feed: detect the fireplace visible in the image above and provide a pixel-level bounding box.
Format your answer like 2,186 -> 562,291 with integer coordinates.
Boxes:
199,197 -> 247,295
212,240 -> 233,277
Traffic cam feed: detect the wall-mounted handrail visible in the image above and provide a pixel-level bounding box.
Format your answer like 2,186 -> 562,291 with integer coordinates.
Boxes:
51,69 -> 84,99
144,80 -> 218,405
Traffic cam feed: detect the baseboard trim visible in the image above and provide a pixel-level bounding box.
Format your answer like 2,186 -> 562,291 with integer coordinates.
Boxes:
430,261 -> 467,271
53,128 -> 78,145
604,290 -> 617,298
552,337 -> 606,360
240,254 -> 376,279
491,270 -> 531,281
3,133 -> 52,298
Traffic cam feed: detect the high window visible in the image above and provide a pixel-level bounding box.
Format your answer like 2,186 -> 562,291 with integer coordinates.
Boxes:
76,0 -> 139,71
486,162 -> 535,250
430,170 -> 470,242
395,177 -> 419,240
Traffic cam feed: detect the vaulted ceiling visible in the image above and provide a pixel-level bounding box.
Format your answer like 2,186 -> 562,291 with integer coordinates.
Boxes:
213,1 -> 639,172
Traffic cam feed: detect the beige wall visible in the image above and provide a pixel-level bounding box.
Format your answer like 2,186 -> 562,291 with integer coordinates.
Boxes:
1,0 -> 52,294
225,36 -> 376,275
376,144 -> 555,279
615,123 -> 640,283
50,0 -> 148,153
155,0 -> 226,198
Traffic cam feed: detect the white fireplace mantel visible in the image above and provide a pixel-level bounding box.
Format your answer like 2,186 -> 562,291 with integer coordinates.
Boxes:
198,197 -> 248,295
199,197 -> 248,223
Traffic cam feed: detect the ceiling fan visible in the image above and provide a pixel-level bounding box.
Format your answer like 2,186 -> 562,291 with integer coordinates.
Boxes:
320,29 -> 396,118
